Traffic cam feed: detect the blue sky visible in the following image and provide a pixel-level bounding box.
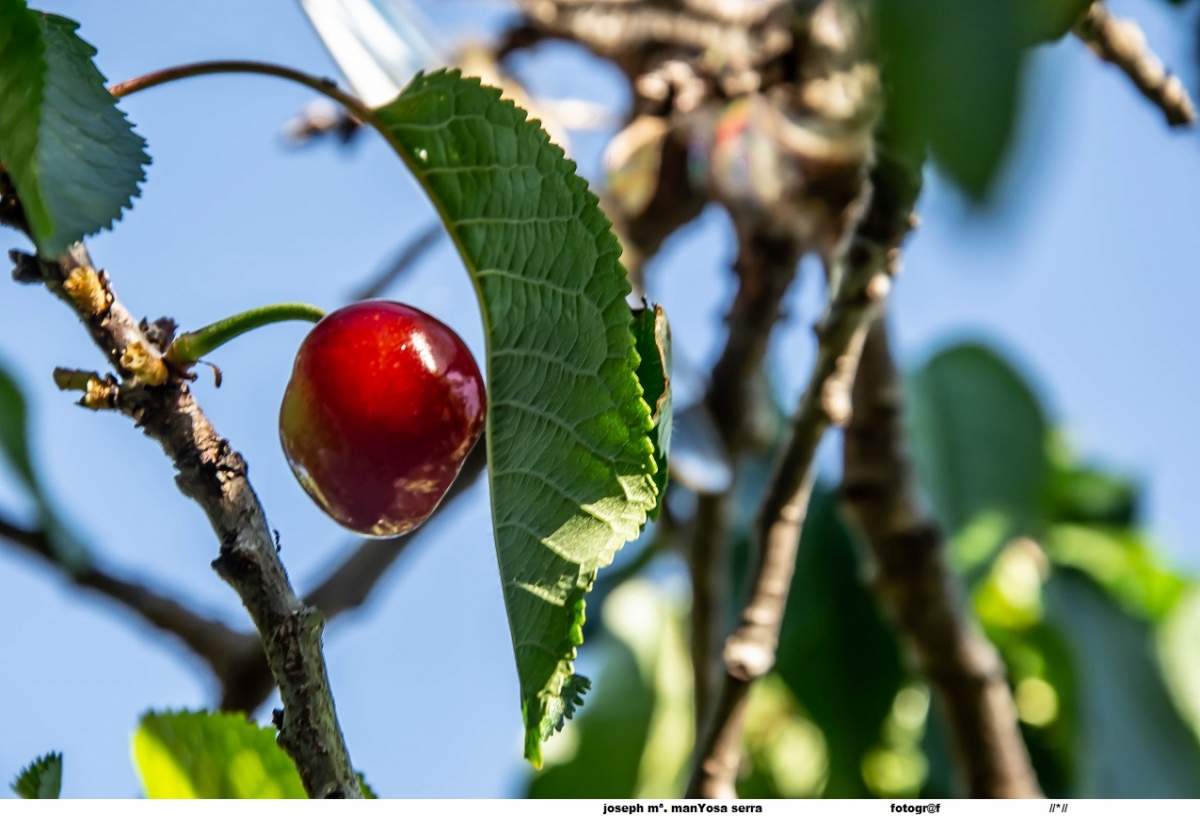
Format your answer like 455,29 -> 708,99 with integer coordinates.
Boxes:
1,0 -> 1198,798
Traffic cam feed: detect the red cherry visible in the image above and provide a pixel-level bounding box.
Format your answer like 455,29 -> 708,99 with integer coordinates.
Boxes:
279,301 -> 486,537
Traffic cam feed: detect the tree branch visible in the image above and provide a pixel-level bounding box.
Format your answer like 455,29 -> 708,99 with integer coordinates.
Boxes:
0,512 -> 265,688
348,223 -> 444,302
1074,1 -> 1195,128
1,177 -> 360,796
690,227 -> 805,739
514,0 -> 791,74
842,321 -> 1043,797
687,132 -> 919,798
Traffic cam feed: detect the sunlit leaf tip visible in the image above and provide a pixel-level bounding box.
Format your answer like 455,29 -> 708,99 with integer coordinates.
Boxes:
133,709 -> 306,799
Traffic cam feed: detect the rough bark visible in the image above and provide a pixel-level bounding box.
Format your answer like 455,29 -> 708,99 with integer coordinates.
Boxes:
841,322 -> 1043,798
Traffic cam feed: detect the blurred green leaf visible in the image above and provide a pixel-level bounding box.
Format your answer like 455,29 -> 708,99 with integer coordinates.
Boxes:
1046,525 -> 1185,621
633,304 -> 673,520
376,71 -> 659,762
527,581 -> 691,798
1018,0 -> 1094,42
1044,569 -> 1200,797
0,360 -> 89,571
774,487 -> 905,796
11,752 -> 62,799
874,0 -> 1025,197
1158,585 -> 1200,739
907,343 -> 1048,538
133,710 -> 306,799
985,622 -> 1078,797
1042,440 -> 1139,527
0,361 -> 37,491
738,676 -> 829,798
0,2 -> 149,257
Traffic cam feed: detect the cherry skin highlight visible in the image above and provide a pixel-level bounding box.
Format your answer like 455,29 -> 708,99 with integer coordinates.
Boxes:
279,301 -> 486,537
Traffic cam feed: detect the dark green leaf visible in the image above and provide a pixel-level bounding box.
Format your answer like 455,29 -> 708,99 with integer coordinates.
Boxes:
133,710 -> 306,798
632,303 -> 672,519
1044,569 -> 1200,797
875,0 -> 1026,197
907,342 -> 1048,537
774,487 -> 905,796
1018,0 -> 1094,43
0,2 -> 148,257
11,752 -> 62,799
374,70 -> 658,763
355,772 -> 377,799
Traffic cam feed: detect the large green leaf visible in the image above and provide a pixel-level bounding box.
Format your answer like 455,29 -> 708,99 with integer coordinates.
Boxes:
907,343 -> 1048,538
774,487 -> 906,796
132,710 -> 307,799
11,752 -> 62,799
373,70 -> 659,764
1044,570 -> 1200,797
527,580 -> 691,798
0,2 -> 148,257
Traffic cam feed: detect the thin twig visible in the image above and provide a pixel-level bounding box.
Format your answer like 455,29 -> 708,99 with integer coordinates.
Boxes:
691,228 -> 804,740
349,223 -> 444,301
842,321 -> 1043,797
0,177 -> 360,797
686,133 -> 920,798
109,61 -> 378,126
1074,1 -> 1195,127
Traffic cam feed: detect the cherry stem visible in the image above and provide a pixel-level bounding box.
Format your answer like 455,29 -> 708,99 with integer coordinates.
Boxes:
108,60 -> 383,128
166,303 -> 326,365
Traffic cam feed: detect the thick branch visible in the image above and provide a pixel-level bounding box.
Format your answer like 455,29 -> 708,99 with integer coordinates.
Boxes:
842,322 -> 1042,797
214,439 -> 487,713
1074,1 -> 1195,128
687,135 -> 918,799
0,182 -> 361,796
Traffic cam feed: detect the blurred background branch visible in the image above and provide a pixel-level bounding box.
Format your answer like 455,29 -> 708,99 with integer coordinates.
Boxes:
1074,1 -> 1196,127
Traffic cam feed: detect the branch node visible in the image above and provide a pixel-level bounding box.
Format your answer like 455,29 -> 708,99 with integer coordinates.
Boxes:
53,367 -> 120,410
120,340 -> 170,386
62,265 -> 111,316
9,249 -> 43,284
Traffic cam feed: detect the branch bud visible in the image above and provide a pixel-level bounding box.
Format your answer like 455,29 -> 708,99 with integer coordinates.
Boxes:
120,341 -> 169,386
62,265 -> 109,315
